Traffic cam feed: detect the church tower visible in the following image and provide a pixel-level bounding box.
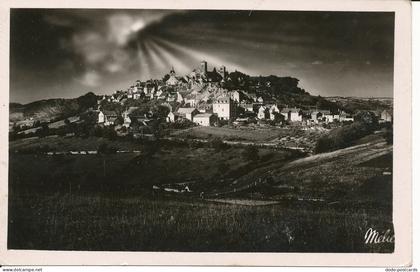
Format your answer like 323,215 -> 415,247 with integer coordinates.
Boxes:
170,66 -> 176,76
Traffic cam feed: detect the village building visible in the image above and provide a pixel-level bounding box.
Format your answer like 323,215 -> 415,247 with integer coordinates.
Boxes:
193,113 -> 217,126
281,108 -> 302,122
197,102 -> 212,113
230,90 -> 243,102
311,110 -> 332,123
380,110 -> 393,122
257,106 -> 269,119
166,67 -> 179,86
176,92 -> 184,103
177,107 -> 199,121
212,96 -> 236,120
122,111 -> 131,128
217,65 -> 227,80
246,93 -> 257,102
98,110 -> 118,126
339,112 -> 354,122
269,105 -> 280,120
184,94 -> 197,107
239,103 -> 254,112
324,113 -> 334,123
166,112 -> 176,123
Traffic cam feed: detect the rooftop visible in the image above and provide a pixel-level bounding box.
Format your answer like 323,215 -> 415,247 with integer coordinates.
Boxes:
177,107 -> 198,114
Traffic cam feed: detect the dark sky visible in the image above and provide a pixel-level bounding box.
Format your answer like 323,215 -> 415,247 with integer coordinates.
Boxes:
10,9 -> 394,103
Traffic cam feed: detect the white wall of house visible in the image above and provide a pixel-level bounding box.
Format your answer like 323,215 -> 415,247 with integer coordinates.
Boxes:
167,112 -> 175,122
290,112 -> 302,122
257,106 -> 266,119
213,100 -> 232,120
194,116 -> 211,126
98,112 -> 105,123
231,91 -> 240,102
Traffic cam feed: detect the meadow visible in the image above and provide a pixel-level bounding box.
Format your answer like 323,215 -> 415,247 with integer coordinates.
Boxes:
8,136 -> 393,252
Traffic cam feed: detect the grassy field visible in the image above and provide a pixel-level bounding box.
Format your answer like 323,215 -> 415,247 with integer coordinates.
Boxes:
8,191 -> 392,252
9,136 -> 140,152
171,126 -> 327,151
8,136 -> 393,252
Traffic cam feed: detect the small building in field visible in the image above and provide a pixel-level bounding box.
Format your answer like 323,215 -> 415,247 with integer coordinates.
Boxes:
193,113 -> 217,126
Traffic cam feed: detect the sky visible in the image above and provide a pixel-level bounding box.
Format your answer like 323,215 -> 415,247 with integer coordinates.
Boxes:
10,9 -> 395,103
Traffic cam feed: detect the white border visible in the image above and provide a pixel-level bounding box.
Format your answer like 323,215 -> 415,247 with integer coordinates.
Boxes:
0,0 -> 412,266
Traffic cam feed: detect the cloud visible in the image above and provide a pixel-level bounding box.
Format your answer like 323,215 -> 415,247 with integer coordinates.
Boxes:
72,32 -> 110,65
79,71 -> 101,87
107,14 -> 147,46
67,11 -> 176,78
311,60 -> 324,65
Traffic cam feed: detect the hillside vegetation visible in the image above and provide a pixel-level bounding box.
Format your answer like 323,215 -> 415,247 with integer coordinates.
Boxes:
10,92 -> 97,122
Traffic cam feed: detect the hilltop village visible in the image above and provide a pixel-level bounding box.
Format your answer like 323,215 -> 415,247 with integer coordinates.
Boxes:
94,61 -> 392,131
10,61 -> 393,152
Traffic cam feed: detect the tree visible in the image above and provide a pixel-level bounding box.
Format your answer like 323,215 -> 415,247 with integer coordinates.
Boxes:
354,111 -> 379,127
209,137 -> 229,151
154,104 -> 170,119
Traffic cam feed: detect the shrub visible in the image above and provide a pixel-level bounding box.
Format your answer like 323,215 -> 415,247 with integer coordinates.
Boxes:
209,137 -> 229,151
98,143 -> 117,154
242,146 -> 259,161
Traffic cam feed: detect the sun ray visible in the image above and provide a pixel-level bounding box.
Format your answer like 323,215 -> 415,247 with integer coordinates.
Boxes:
144,39 -> 170,72
148,39 -> 191,74
152,36 -> 255,75
135,39 -> 153,80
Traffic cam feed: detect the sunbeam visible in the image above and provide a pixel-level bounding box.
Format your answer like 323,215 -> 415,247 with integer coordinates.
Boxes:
144,39 -> 172,72
152,36 -> 256,75
136,39 -> 153,80
148,38 -> 191,74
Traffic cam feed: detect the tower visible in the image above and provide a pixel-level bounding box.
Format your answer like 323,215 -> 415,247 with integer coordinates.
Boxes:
170,66 -> 176,76
200,61 -> 207,75
218,65 -> 226,80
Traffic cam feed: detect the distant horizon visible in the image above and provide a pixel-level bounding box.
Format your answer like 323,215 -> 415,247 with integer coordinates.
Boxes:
10,9 -> 394,103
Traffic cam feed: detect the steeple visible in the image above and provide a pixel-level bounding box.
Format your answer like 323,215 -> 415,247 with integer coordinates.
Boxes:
170,66 -> 175,76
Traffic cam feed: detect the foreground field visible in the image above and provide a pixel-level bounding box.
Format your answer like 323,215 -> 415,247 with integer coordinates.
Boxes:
8,191 -> 391,252
171,126 -> 327,150
8,136 -> 393,252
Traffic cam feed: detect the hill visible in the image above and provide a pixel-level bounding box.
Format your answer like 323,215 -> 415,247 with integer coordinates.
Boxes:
324,96 -> 393,113
10,92 -> 97,122
222,72 -> 341,111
